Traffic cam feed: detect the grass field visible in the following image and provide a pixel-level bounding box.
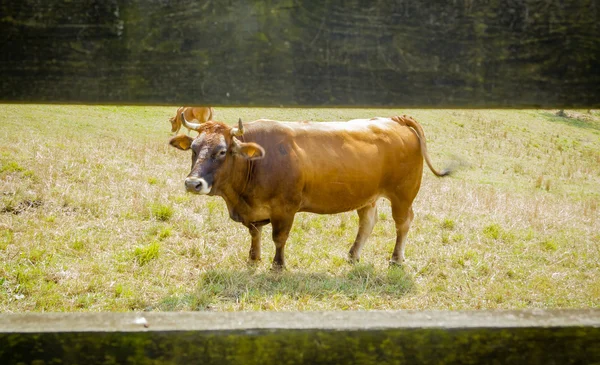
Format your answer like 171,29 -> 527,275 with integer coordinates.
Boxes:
0,105 -> 598,312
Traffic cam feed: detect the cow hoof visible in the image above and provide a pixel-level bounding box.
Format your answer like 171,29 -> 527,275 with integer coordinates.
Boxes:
389,260 -> 404,267
347,256 -> 360,264
247,259 -> 261,267
270,263 -> 286,272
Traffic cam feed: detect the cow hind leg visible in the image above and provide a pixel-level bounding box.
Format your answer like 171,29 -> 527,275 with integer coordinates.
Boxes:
271,216 -> 295,270
390,201 -> 414,265
348,202 -> 378,263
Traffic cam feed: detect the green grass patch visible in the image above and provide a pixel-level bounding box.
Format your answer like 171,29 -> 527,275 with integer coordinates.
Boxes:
147,224 -> 173,240
0,161 -> 24,173
482,224 -> 501,239
133,242 -> 161,265
441,218 -> 455,230
0,229 -> 13,250
157,227 -> 172,240
70,239 -> 86,251
149,203 -> 174,221
540,239 -> 558,252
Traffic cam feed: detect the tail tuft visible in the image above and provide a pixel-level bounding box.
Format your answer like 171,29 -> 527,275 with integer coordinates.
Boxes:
440,168 -> 452,177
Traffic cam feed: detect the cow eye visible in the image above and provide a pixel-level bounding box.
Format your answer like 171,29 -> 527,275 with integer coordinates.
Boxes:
211,149 -> 226,160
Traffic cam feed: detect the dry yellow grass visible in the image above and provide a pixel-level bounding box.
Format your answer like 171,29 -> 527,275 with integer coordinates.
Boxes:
0,105 -> 598,311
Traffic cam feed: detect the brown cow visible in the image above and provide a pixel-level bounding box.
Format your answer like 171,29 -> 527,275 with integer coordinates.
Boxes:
169,106 -> 214,135
169,114 -> 451,269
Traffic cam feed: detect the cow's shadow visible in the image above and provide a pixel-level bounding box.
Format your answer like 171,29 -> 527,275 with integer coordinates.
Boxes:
157,263 -> 415,311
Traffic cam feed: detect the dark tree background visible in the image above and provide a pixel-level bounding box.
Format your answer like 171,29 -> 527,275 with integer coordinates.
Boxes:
1,0 -> 598,107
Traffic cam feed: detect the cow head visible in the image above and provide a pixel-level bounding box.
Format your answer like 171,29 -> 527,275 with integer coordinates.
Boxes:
169,115 -> 179,133
169,114 -> 265,195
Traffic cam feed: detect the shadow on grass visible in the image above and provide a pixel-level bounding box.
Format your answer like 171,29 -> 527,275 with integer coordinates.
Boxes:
539,111 -> 600,131
156,263 -> 415,311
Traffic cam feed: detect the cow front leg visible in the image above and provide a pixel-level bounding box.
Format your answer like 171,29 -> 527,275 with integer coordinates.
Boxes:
348,202 -> 378,263
248,224 -> 263,262
271,216 -> 295,270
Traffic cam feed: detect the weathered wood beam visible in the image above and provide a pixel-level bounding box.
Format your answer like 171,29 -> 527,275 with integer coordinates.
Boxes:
1,310 -> 599,364
1,0 -> 598,107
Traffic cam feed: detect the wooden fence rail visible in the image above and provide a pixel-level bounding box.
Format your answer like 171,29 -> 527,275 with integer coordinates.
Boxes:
1,310 -> 599,364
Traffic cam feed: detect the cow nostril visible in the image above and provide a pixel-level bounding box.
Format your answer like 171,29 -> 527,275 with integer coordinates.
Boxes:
185,178 -> 207,193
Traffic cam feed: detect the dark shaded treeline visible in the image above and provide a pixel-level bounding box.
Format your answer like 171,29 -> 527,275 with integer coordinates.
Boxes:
1,0 -> 598,107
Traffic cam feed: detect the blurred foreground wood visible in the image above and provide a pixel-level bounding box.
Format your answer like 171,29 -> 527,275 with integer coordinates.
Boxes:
1,0 -> 599,107
1,310 -> 599,364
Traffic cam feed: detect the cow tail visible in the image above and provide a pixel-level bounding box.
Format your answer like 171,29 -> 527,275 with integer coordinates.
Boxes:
396,115 -> 451,177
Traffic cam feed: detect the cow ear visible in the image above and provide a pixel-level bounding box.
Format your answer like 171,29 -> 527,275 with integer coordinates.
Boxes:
232,138 -> 265,160
169,135 -> 194,151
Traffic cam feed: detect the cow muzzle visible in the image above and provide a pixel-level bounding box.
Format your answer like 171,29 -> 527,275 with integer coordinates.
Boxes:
184,177 -> 211,195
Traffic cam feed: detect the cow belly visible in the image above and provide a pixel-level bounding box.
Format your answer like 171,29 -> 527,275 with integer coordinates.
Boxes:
299,180 -> 381,214
296,145 -> 388,214
296,156 -> 423,214
300,197 -> 379,214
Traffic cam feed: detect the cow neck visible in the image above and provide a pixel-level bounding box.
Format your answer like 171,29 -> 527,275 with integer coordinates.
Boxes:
235,134 -> 254,197
219,135 -> 254,220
